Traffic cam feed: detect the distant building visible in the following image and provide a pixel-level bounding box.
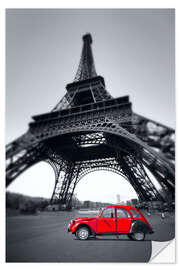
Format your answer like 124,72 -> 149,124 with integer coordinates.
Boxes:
126,200 -> 131,206
83,201 -> 91,208
81,201 -> 112,209
46,204 -> 60,211
131,198 -> 138,206
116,194 -> 120,203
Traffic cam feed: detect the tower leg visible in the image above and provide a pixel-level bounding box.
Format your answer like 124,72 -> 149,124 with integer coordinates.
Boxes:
49,159 -> 81,210
117,153 -> 165,202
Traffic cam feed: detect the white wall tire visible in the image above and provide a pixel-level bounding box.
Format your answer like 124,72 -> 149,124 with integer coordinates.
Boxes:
76,227 -> 90,240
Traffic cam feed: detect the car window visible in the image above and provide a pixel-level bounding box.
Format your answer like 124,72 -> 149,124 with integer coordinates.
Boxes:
130,209 -> 141,218
116,208 -> 130,218
102,208 -> 114,218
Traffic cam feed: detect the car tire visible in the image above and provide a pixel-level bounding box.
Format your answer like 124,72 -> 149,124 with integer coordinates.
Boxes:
132,232 -> 145,241
76,227 -> 90,240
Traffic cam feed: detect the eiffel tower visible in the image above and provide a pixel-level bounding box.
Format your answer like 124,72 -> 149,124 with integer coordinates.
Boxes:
6,33 -> 175,209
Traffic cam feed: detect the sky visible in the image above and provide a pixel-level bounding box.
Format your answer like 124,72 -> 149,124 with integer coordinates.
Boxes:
6,9 -> 175,202
7,162 -> 138,203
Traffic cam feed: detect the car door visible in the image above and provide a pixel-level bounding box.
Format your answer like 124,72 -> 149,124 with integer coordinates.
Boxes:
97,207 -> 116,234
116,207 -> 131,233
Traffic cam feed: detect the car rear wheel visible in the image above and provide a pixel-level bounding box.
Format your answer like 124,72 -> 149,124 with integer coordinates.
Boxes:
76,227 -> 90,240
132,232 -> 145,241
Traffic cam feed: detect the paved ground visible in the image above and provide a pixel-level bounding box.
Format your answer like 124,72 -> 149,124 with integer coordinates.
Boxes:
6,210 -> 174,262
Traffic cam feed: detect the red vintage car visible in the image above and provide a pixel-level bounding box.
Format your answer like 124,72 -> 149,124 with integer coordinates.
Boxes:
67,205 -> 153,240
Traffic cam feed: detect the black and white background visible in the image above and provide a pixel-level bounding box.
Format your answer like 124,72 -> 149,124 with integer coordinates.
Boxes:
1,2 -> 178,266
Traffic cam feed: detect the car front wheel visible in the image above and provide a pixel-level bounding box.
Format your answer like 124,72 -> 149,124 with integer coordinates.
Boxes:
132,232 -> 145,241
76,227 -> 90,240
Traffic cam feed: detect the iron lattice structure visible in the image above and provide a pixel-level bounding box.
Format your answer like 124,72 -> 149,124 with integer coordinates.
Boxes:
6,33 -> 175,209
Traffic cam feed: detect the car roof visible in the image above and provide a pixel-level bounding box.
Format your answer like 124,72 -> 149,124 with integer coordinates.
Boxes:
106,205 -> 138,211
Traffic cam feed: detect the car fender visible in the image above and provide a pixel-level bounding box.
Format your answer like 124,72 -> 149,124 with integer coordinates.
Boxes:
129,220 -> 153,234
72,222 -> 95,235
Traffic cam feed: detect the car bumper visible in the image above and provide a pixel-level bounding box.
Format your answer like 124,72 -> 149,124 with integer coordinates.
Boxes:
67,223 -> 70,232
